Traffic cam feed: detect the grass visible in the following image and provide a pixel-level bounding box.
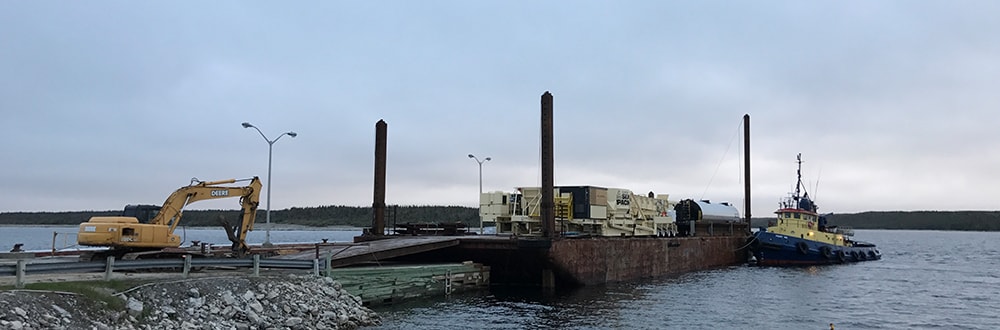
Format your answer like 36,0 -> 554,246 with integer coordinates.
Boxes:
1,279 -> 147,310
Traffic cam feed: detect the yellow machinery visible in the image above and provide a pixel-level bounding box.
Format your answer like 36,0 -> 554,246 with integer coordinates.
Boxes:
77,177 -> 262,255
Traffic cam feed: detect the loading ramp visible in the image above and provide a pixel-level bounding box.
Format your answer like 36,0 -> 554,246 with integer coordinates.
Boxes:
276,237 -> 460,268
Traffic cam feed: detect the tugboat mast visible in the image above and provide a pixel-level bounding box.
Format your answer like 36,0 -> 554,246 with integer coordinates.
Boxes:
794,153 -> 803,202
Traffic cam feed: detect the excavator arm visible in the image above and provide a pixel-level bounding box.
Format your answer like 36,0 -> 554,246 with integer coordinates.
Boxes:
152,177 -> 262,254
154,177 -> 261,233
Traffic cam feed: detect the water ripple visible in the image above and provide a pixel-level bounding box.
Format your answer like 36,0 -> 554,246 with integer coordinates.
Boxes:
373,230 -> 1000,330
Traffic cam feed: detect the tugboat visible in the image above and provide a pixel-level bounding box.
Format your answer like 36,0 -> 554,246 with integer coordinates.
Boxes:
750,154 -> 881,266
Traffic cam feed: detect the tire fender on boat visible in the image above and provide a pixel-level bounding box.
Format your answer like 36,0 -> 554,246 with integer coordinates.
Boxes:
820,246 -> 833,259
850,251 -> 859,260
796,242 -> 809,255
836,250 -> 846,262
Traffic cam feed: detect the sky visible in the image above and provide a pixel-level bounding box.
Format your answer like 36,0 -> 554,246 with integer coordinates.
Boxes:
2,1 -> 998,217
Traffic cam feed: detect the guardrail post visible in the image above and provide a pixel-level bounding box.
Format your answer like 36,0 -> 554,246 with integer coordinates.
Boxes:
253,254 -> 260,277
324,254 -> 332,278
445,270 -> 453,295
312,259 -> 320,277
15,259 -> 26,289
104,256 -> 115,281
182,255 -> 192,278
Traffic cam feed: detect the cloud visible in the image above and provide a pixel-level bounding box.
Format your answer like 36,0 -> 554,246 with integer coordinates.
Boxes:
1,1 -> 998,218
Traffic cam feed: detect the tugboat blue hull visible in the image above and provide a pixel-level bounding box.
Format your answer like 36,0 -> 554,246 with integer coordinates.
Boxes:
751,231 -> 881,266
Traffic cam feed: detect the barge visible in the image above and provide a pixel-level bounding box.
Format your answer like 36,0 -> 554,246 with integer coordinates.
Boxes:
352,93 -> 754,288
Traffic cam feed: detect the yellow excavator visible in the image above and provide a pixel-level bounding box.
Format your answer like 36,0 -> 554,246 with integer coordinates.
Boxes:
77,177 -> 262,258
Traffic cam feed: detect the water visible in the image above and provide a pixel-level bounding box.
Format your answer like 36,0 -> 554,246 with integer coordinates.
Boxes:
372,230 -> 1000,330
2,228 -> 997,329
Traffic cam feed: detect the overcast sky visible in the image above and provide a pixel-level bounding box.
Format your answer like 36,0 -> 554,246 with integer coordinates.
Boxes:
2,1 -> 998,218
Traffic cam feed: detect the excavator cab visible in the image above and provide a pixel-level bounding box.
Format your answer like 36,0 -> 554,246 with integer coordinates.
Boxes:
122,204 -> 161,224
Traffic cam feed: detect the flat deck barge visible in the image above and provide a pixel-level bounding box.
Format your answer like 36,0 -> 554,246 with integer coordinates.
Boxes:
279,222 -> 748,288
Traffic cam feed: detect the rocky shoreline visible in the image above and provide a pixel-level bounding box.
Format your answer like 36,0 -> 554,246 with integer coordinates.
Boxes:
0,274 -> 380,329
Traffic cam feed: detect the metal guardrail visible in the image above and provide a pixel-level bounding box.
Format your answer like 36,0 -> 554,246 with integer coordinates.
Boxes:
0,258 -> 318,276
1,256 -> 321,288
8,261 -> 108,275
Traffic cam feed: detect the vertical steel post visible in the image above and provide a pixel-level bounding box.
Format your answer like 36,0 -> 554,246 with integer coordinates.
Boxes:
325,254 -> 333,278
469,154 -> 491,234
183,254 -> 191,278
265,141 -> 274,246
541,268 -> 555,289
15,259 -> 26,289
541,92 -> 556,238
478,161 -> 483,234
743,114 -> 752,232
104,256 -> 115,281
253,254 -> 260,277
373,119 -> 388,236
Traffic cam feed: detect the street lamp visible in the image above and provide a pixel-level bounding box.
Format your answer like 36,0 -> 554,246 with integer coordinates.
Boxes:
468,154 -> 491,234
242,122 -> 297,247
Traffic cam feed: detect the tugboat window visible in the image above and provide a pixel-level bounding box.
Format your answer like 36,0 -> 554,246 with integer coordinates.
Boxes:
794,213 -> 800,219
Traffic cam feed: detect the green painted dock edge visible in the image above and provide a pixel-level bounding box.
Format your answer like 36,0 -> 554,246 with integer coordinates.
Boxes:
324,262 -> 490,306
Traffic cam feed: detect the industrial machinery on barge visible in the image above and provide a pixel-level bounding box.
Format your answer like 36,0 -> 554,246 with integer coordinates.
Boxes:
674,199 -> 743,236
480,186 -> 679,237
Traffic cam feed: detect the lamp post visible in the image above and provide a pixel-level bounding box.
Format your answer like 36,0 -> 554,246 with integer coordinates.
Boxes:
468,154 -> 491,234
242,122 -> 297,247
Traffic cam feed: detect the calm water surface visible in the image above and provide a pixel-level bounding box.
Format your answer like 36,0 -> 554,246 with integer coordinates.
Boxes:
373,230 -> 1000,330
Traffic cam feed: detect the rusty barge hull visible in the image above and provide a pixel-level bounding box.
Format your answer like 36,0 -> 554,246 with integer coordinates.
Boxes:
546,235 -> 745,285
366,223 -> 748,287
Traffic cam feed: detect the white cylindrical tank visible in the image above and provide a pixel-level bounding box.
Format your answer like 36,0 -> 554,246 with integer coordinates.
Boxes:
675,199 -> 740,223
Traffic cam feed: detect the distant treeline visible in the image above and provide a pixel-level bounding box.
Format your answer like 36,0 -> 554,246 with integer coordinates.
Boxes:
749,211 -> 1000,231
3,208 -> 999,231
0,205 -> 480,228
